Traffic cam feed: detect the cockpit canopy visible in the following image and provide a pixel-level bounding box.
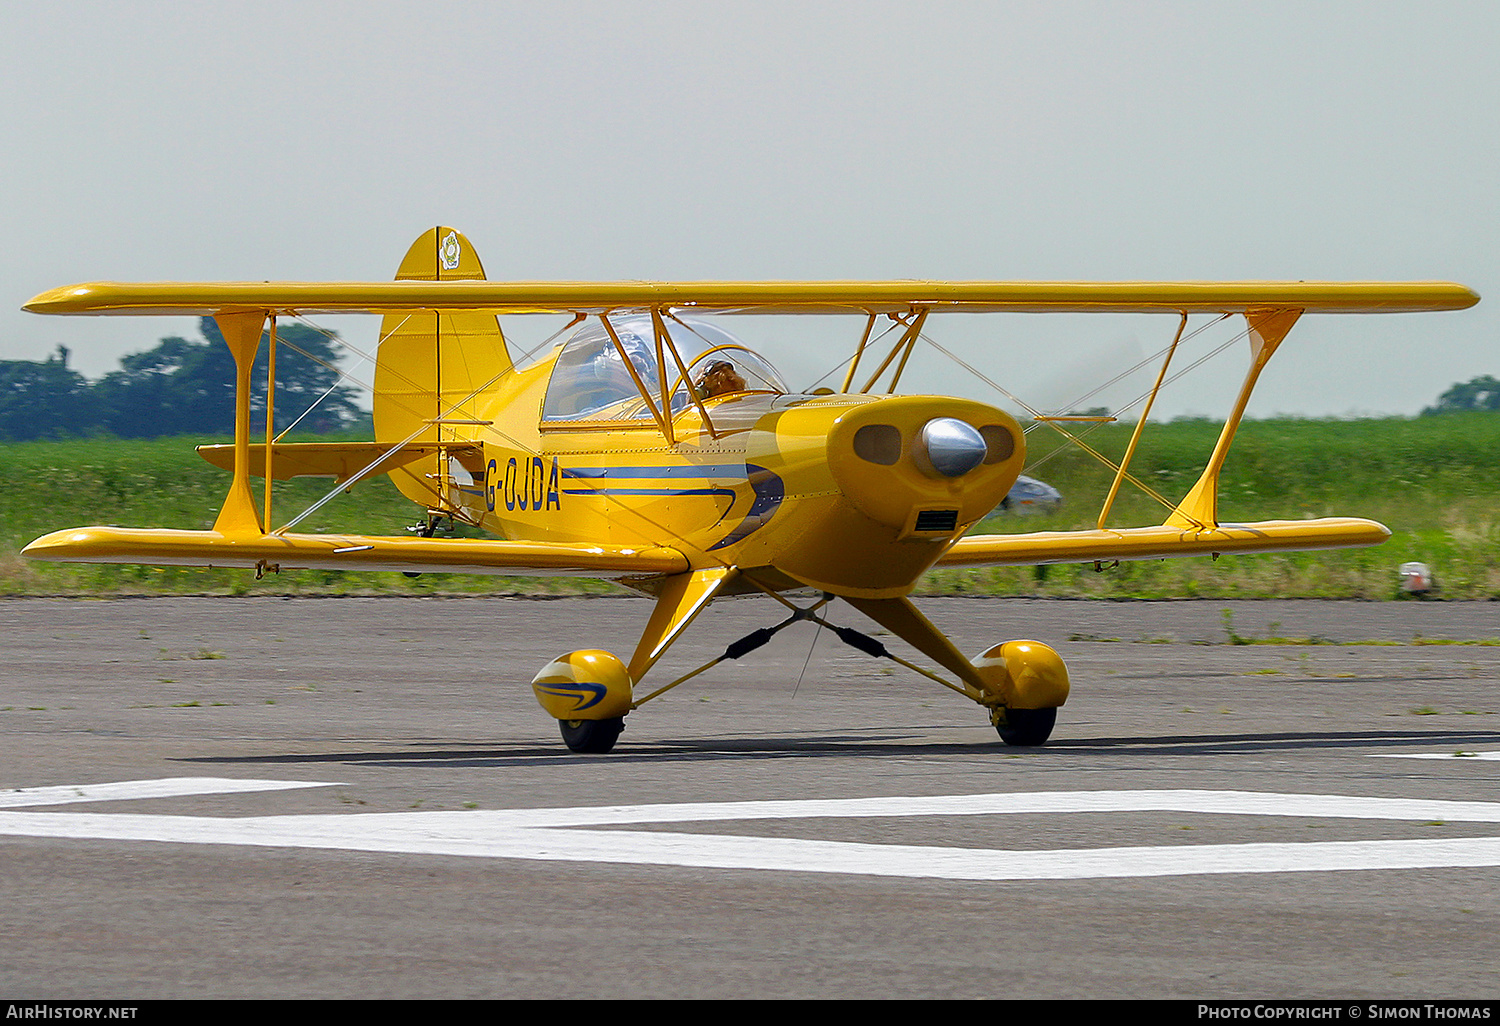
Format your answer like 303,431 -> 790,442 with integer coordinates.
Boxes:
541,315 -> 788,422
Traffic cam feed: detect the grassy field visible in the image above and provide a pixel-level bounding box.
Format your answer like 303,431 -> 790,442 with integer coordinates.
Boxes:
926,413 -> 1500,599
3,414 -> 1498,599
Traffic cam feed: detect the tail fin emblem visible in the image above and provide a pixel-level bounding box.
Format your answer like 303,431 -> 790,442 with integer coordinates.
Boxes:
440,231 -> 461,270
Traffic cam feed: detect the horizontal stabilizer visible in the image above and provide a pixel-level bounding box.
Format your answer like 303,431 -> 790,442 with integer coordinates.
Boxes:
196,442 -> 481,483
22,527 -> 689,578
938,518 -> 1390,568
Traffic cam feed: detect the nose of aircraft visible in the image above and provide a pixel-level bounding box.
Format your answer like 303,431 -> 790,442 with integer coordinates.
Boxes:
818,395 -> 1024,538
765,394 -> 1023,597
916,417 -> 988,478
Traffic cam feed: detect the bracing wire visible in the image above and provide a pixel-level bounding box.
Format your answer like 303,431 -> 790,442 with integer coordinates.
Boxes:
272,313 -> 585,533
269,310 -> 744,575
916,315 -> 1253,513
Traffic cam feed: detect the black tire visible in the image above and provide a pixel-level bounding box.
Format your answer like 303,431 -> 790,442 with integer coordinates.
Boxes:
559,716 -> 625,754
996,707 -> 1056,747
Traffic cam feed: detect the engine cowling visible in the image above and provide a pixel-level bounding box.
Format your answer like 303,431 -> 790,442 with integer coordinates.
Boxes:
756,395 -> 1025,597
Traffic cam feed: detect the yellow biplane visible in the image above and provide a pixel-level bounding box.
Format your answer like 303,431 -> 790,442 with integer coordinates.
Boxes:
21,228 -> 1478,752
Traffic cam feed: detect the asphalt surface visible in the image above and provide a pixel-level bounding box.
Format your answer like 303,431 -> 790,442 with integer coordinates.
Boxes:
2,595 -> 1498,999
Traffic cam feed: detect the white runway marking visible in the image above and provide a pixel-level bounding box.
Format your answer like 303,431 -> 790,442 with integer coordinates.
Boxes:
0,776 -> 343,808
4,782 -> 1500,881
1373,751 -> 1500,761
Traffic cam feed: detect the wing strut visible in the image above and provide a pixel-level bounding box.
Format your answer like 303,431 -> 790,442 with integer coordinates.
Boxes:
264,315 -> 277,532
652,308 -> 719,440
841,313 -> 880,393
1098,312 -> 1187,529
1166,308 -> 1301,529
595,309 -> 725,447
212,311 -> 268,536
599,313 -> 673,443
627,566 -> 736,682
858,308 -> 929,394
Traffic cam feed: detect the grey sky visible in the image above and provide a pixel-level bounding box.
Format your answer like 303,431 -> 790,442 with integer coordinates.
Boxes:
2,1 -> 1495,420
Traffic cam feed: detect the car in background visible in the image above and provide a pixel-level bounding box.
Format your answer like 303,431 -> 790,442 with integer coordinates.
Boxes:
998,475 -> 1062,514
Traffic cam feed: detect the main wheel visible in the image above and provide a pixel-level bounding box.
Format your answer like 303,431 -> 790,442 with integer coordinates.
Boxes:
559,716 -> 625,754
995,707 -> 1056,747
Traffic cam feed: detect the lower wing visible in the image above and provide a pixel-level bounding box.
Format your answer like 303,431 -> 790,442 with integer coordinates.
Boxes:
22,527 -> 688,578
938,518 -> 1389,567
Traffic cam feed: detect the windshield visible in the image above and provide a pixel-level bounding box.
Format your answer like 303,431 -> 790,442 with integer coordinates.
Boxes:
542,315 -> 787,422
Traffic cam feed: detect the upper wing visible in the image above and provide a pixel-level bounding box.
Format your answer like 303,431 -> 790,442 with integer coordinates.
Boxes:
22,527 -> 688,578
25,280 -> 1479,316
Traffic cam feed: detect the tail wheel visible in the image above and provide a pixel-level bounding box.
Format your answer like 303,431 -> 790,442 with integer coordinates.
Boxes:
560,717 -> 625,754
995,707 -> 1056,747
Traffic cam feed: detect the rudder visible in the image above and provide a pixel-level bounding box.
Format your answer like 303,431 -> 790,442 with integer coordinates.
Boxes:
373,226 -> 511,511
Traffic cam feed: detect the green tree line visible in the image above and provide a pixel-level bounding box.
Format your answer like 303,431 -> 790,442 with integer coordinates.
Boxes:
1423,375 -> 1500,415
0,319 -> 362,441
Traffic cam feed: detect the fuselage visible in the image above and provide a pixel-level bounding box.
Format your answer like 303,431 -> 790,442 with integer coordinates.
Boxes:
429,345 -> 1025,599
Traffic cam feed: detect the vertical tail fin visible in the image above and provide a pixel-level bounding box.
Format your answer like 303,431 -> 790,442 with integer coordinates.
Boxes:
373,226 -> 511,511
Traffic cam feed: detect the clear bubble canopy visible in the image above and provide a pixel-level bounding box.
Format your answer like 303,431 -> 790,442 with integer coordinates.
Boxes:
541,314 -> 789,422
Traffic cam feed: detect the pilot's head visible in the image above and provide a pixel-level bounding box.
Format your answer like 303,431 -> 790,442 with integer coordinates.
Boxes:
697,359 -> 746,398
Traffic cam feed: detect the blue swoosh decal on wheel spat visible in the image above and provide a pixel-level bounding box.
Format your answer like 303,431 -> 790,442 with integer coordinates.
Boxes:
534,681 -> 607,712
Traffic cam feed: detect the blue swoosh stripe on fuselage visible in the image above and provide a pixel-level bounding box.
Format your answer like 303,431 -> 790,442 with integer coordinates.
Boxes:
558,464 -> 753,534
709,463 -> 784,550
562,464 -> 748,480
561,465 -> 744,499
561,487 -> 738,498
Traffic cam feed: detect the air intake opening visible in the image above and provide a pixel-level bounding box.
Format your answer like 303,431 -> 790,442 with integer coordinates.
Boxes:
853,424 -> 902,465
979,425 -> 1015,464
914,509 -> 959,533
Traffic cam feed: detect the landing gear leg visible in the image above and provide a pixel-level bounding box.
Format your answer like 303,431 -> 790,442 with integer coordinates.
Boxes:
531,568 -> 735,754
841,596 -> 1070,749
